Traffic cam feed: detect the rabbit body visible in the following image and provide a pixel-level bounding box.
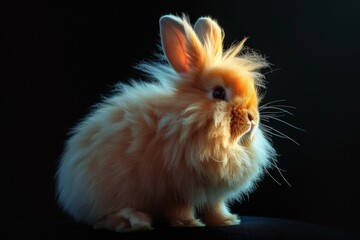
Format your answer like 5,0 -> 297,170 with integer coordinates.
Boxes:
56,14 -> 275,232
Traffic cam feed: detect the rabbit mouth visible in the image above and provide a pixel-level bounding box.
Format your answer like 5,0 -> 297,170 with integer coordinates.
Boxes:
237,120 -> 257,145
248,120 -> 258,137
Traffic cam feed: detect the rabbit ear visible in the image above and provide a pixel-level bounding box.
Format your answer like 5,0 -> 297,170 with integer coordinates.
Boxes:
194,17 -> 223,57
160,15 -> 204,73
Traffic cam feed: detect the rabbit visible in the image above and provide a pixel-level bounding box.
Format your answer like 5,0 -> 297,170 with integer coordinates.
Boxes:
56,14 -> 276,232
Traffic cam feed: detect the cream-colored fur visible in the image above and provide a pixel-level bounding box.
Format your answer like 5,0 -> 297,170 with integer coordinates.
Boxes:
56,14 -> 275,232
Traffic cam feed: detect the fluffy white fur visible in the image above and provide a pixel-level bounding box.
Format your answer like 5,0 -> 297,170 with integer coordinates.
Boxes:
56,14 -> 276,232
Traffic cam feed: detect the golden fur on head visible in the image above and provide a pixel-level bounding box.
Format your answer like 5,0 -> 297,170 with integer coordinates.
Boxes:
56,14 -> 276,232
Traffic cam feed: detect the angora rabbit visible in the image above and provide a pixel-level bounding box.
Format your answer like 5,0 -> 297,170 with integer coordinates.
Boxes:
56,14 -> 276,232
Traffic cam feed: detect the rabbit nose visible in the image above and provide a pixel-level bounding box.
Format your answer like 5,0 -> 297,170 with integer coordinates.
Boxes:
247,112 -> 254,121
232,106 -> 254,121
247,111 -> 257,126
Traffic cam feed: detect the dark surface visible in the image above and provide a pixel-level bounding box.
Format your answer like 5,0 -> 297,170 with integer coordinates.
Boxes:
3,0 -> 360,237
18,217 -> 360,240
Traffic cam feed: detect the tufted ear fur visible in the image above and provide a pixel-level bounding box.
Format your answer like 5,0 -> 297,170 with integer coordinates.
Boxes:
160,15 -> 204,74
194,17 -> 224,59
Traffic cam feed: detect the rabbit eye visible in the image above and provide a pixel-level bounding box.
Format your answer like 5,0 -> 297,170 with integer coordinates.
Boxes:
212,86 -> 226,100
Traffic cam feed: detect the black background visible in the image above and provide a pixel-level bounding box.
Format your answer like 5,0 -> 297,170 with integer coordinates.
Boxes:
4,1 -> 360,234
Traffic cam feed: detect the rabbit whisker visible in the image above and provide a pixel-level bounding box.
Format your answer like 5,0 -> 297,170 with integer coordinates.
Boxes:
259,99 -> 287,108
261,124 -> 300,146
264,168 -> 282,186
262,115 -> 305,132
